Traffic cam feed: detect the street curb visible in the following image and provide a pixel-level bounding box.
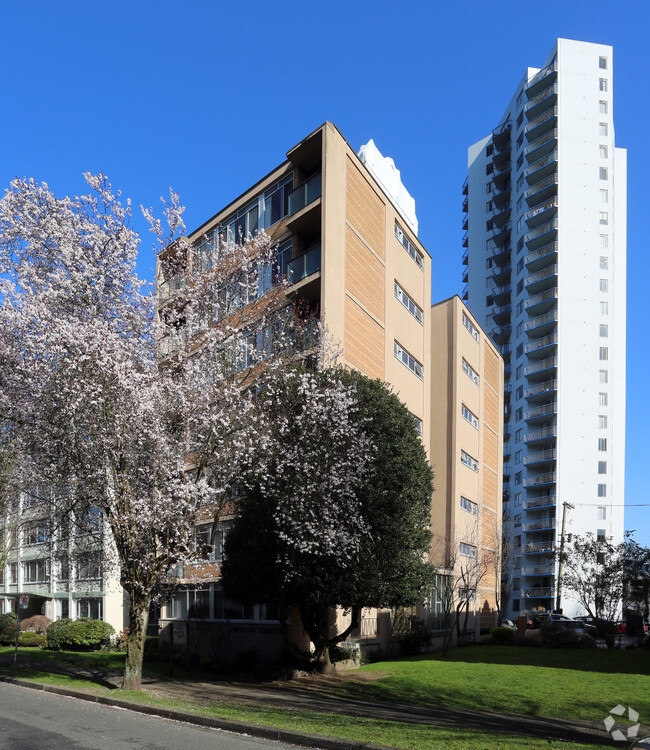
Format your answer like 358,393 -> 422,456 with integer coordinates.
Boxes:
0,674 -> 391,750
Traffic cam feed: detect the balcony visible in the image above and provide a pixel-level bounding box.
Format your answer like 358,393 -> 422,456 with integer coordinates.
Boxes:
523,495 -> 556,510
523,518 -> 557,532
492,120 -> 512,151
462,231 -> 468,248
525,219 -> 558,251
491,324 -> 512,344
525,242 -> 559,273
521,564 -> 555,576
526,106 -> 558,142
488,244 -> 512,266
525,129 -> 558,165
525,83 -> 558,120
492,165 -> 512,191
523,471 -> 556,489
524,540 -> 555,554
524,333 -> 557,359
525,175 -> 559,207
524,401 -> 557,422
492,181 -> 511,207
462,177 -> 468,196
525,287 -> 558,315
521,587 -> 554,598
524,426 -> 557,444
525,199 -> 558,230
158,332 -> 186,358
524,355 -> 558,379
525,152 -> 558,188
489,263 -> 511,286
462,284 -> 468,300
287,245 -> 321,285
462,195 -> 468,212
462,247 -> 468,265
489,222 -> 511,246
491,206 -> 511,227
526,60 -> 558,99
462,213 -> 468,230
493,283 -> 512,304
462,267 -> 468,284
288,173 -> 322,216
525,379 -> 558,400
158,272 -> 187,305
525,310 -> 558,336
524,448 -> 557,466
492,303 -> 511,324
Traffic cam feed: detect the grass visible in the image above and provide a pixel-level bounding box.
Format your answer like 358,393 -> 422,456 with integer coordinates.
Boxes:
327,645 -> 650,723
1,645 -> 645,749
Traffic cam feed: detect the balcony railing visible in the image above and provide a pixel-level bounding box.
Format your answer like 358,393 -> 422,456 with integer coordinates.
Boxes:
287,245 -> 321,284
525,83 -> 558,116
525,288 -> 558,311
525,129 -> 558,158
526,265 -> 558,289
521,587 -> 554,598
526,106 -> 559,136
525,402 -> 557,420
525,199 -> 558,227
524,540 -> 555,554
525,426 -> 557,443
525,219 -> 558,247
525,242 -> 558,269
524,449 -> 557,465
288,173 -> 322,216
524,496 -> 556,510
521,564 -> 555,576
525,310 -> 558,333
526,60 -> 558,97
524,334 -> 558,355
523,472 -> 557,488
158,273 -> 187,304
524,356 -> 558,377
158,332 -> 186,357
525,175 -> 558,202
523,518 -> 557,532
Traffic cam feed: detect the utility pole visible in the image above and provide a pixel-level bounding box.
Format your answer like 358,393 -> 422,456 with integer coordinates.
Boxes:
555,502 -> 574,613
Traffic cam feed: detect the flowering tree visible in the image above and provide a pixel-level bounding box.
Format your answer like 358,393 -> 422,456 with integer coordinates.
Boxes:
0,174 -> 300,688
221,368 -> 434,672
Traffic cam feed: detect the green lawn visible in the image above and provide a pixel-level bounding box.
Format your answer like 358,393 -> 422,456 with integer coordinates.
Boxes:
329,645 -> 650,723
1,645 -> 646,750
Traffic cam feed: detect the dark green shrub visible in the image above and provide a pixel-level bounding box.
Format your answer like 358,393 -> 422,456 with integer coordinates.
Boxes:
46,618 -> 114,651
330,643 -> 359,664
491,626 -> 515,644
0,613 -> 18,645
18,631 -> 46,647
401,617 -> 432,654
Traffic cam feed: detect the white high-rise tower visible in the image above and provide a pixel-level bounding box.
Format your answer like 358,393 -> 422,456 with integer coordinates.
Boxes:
462,39 -> 626,619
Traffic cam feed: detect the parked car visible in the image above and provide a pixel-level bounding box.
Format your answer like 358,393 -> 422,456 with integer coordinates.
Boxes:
527,613 -> 573,630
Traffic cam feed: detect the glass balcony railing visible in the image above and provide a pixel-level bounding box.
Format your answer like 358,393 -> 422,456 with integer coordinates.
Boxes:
523,518 -> 557,532
524,540 -> 555,554
521,564 -> 555,576
524,426 -> 557,443
521,587 -> 554,598
287,244 -> 321,284
524,449 -> 557,466
523,496 -> 556,510
288,173 -> 322,216
524,379 -> 558,399
158,273 -> 187,304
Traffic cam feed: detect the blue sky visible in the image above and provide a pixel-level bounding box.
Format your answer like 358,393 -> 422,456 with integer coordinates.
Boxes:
1,1 -> 647,540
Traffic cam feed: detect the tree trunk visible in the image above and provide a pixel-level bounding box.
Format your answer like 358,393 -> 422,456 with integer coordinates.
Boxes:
122,590 -> 150,690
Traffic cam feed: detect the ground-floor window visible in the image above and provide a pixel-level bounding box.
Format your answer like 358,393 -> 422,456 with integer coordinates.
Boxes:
76,597 -> 102,619
164,585 -> 280,622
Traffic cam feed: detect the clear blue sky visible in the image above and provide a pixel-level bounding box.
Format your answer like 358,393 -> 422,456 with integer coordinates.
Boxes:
1,1 -> 647,541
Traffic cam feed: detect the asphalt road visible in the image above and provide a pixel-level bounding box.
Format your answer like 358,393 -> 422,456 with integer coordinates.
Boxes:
0,683 -> 300,750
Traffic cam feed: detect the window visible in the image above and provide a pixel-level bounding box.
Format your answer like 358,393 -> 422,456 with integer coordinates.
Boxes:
462,311 -> 480,342
516,279 -> 524,294
486,182 -> 493,194
599,56 -> 608,69
599,415 -> 608,429
516,132 -> 524,149
516,258 -> 524,273
599,211 -> 608,225
598,506 -> 607,520
514,535 -> 521,549
599,167 -> 608,180
394,341 -> 423,379
486,200 -> 493,212
486,220 -> 494,231
600,188 -> 608,203
462,358 -> 480,386
486,163 -> 494,175
599,369 -> 608,384
599,438 -> 607,451
513,599 -> 520,612
515,407 -> 523,421
394,281 -> 424,324
600,279 -> 609,293
597,529 -> 606,540
515,429 -> 522,442
22,559 -> 49,584
600,301 -> 609,315
516,343 -> 523,359
77,598 -> 102,619
600,254 -> 609,267
460,450 -> 479,472
599,347 -> 608,361
395,222 -> 424,270
460,496 -> 478,515
599,146 -> 608,160
263,175 -> 293,228
460,542 -> 477,559
598,461 -> 607,474
599,100 -> 608,115
598,484 -> 607,497
23,521 -> 50,546
599,122 -> 608,136
599,78 -> 608,92
514,493 -> 522,507
486,144 -> 494,156
517,300 -> 524,314
600,324 -> 608,338
218,200 -> 260,246
77,552 -> 102,581
515,471 -> 522,486
516,364 -> 523,379
461,404 -> 479,429
599,392 -> 608,406
515,450 -> 522,465
516,174 -> 524,190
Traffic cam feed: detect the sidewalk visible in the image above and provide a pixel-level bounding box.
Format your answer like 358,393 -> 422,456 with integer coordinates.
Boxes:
0,652 -> 635,748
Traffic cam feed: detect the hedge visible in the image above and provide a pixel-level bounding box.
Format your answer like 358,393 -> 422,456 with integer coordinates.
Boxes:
46,618 -> 114,651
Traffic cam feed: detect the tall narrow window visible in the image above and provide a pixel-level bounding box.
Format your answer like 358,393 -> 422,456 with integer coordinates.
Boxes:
599,56 -> 608,69
599,100 -> 608,114
599,122 -> 608,136
600,189 -> 608,203
599,78 -> 608,91
600,324 -> 608,337
599,167 -> 608,180
599,415 -> 608,429
599,392 -> 608,406
599,347 -> 608,361
599,145 -> 608,158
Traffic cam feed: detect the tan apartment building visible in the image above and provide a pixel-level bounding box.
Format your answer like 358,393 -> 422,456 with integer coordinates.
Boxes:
429,296 -> 504,637
154,122 -> 433,659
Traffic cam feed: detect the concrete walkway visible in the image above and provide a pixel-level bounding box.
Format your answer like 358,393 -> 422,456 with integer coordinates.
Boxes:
0,652 -> 640,748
